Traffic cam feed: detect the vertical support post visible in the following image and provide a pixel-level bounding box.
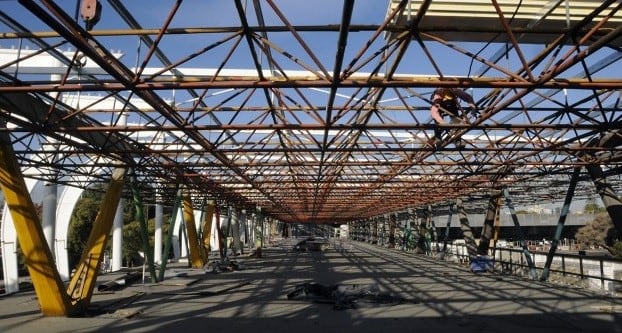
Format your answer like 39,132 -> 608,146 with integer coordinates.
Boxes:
202,200 -> 215,260
503,188 -> 537,279
405,209 -> 414,251
224,206 -> 233,257
440,205 -> 453,260
230,207 -> 242,256
158,188 -> 182,282
153,133 -> 166,265
111,112 -> 127,272
178,207 -> 187,261
429,206 -> 439,253
0,129 -> 72,316
492,196 -> 502,257
182,192 -> 204,268
372,217 -> 378,244
412,211 -> 422,252
404,214 -> 410,251
586,164 -> 622,232
240,209 -> 248,249
154,189 -> 163,265
541,167 -> 580,281
257,207 -> 264,248
130,178 -> 158,283
388,214 -> 396,248
42,181 -> 57,257
111,198 -> 124,271
423,212 -> 432,255
216,207 -> 226,259
67,168 -> 126,313
456,198 -> 477,257
478,190 -> 501,255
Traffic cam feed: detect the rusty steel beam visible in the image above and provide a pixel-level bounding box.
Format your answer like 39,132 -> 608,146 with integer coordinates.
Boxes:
1,77 -> 621,93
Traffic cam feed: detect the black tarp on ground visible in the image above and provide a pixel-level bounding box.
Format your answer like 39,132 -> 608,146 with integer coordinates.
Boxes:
287,283 -> 408,309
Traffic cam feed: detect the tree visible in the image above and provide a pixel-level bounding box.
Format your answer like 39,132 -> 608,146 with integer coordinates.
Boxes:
122,219 -> 144,267
67,187 -> 104,269
574,212 -> 620,254
583,198 -> 606,214
67,186 -> 172,270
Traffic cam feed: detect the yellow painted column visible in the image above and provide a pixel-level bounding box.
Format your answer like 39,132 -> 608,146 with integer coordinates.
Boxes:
201,200 -> 215,260
66,168 -> 126,313
182,193 -> 204,268
0,134 -> 72,316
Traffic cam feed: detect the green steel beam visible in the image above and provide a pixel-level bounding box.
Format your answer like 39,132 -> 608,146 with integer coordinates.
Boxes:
130,178 -> 158,283
159,188 -> 182,281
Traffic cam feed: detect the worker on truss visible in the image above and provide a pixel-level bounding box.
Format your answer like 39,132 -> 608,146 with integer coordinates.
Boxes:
430,87 -> 478,149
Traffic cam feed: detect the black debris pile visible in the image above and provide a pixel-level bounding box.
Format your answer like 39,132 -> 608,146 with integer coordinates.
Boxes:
287,283 -> 406,309
205,258 -> 245,273
293,237 -> 330,252
97,271 -> 143,292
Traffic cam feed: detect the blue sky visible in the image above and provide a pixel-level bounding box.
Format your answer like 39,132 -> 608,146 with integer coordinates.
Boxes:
1,1 -> 618,213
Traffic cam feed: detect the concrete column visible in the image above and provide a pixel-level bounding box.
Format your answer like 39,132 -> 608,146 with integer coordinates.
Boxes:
372,217 -> 378,244
417,213 -> 427,254
111,198 -> 124,271
154,134 -> 166,265
256,207 -> 264,248
477,190 -> 501,255
239,209 -> 247,248
388,214 -> 396,248
456,198 -> 477,257
42,181 -> 57,256
220,207 -> 230,257
111,111 -> 127,271
179,209 -> 187,259
154,193 -> 163,265
231,208 -> 242,255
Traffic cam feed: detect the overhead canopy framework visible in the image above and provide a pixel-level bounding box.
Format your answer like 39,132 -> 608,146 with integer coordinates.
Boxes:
0,0 -> 621,223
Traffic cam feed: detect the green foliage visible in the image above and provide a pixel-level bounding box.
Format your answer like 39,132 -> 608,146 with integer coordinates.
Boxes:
67,185 -> 172,269
574,213 -> 620,254
583,199 -> 606,214
122,214 -> 164,267
67,188 -> 104,269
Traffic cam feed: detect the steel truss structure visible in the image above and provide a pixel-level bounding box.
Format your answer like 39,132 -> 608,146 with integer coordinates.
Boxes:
1,0 -> 621,224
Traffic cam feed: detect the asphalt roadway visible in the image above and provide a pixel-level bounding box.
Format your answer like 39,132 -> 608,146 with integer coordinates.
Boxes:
1,238 -> 621,333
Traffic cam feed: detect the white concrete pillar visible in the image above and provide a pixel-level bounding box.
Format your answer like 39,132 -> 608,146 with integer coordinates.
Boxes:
111,198 -> 125,271
42,181 -> 57,256
1,201 -> 19,294
173,209 -> 183,260
56,183 -> 85,280
181,212 -> 189,259
239,209 -> 247,248
154,193 -> 163,264
231,208 -> 242,255
112,111 -> 127,271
